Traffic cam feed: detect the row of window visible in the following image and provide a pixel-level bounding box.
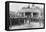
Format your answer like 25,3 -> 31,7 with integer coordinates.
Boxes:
10,12 -> 39,18
17,12 -> 39,17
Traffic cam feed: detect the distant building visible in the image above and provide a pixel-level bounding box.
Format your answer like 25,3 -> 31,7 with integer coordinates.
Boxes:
10,4 -> 44,25
17,4 -> 42,18
15,4 -> 43,24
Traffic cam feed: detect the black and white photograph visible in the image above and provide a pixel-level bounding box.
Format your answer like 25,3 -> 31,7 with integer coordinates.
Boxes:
5,1 -> 45,31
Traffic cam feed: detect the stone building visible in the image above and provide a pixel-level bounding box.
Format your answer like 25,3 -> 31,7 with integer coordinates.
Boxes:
9,4 -> 44,27
15,4 -> 43,24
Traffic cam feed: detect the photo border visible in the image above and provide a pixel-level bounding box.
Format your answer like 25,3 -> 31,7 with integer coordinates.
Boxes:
5,1 -> 45,31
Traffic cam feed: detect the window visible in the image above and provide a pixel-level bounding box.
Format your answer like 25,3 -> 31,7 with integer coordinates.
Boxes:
25,12 -> 31,16
33,12 -> 38,17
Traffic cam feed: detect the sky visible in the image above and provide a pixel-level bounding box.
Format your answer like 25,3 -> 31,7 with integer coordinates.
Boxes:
9,3 -> 44,12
